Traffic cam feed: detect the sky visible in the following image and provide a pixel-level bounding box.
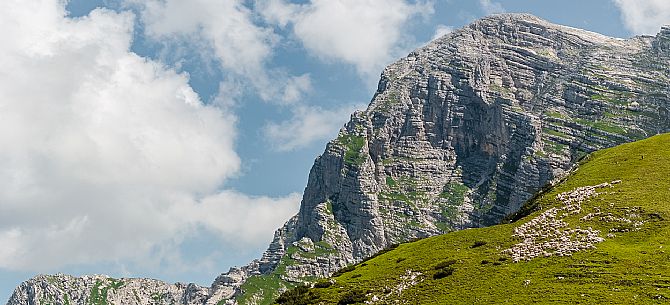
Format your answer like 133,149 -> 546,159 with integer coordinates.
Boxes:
0,0 -> 668,301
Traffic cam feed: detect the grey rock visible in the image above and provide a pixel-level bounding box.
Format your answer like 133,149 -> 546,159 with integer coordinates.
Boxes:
6,274 -> 210,305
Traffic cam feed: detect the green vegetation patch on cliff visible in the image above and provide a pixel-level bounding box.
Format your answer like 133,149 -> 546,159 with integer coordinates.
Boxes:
575,118 -> 627,135
237,241 -> 340,305
87,278 -> 125,305
236,275 -> 291,305
88,280 -> 109,305
336,133 -> 367,166
276,133 -> 670,304
439,182 -> 469,206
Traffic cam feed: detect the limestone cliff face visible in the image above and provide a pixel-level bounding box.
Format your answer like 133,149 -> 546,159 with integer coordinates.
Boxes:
231,13 -> 670,303
7,14 -> 670,305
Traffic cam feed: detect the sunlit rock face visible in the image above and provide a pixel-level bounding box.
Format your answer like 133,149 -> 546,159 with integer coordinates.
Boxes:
253,13 -> 669,283
8,13 -> 669,305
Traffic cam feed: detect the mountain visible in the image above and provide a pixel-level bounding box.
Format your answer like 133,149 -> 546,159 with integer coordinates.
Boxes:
274,132 -> 670,304
7,275 -> 212,305
6,13 -> 670,305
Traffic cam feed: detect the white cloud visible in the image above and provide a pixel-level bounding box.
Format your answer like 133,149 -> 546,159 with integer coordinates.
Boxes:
432,24 -> 454,40
282,74 -> 313,104
0,0 -> 299,271
193,191 -> 302,246
132,0 -> 275,78
260,0 -> 434,76
612,0 -> 670,35
263,104 -> 363,151
259,0 -> 301,28
479,0 -> 505,15
127,0 -> 313,106
129,0 -> 356,152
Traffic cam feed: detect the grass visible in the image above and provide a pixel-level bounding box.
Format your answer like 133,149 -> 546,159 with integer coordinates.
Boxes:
325,201 -> 333,214
544,110 -> 567,120
385,176 -> 397,187
274,133 -> 670,304
375,91 -> 402,113
86,278 -> 125,305
388,92 -> 400,104
235,244 -> 304,305
382,156 -> 421,165
88,280 -> 110,305
438,182 -> 470,225
336,134 -> 367,166
544,140 -> 568,155
108,278 -> 124,290
275,285 -> 318,305
489,84 -> 513,96
590,93 -> 630,106
575,118 -> 627,135
439,182 -> 469,206
543,127 -> 569,138
236,275 -> 289,305
236,241 -> 338,304
379,175 -> 426,204
378,191 -> 411,203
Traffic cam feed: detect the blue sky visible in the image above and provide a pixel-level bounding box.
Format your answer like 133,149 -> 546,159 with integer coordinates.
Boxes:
0,0 -> 668,301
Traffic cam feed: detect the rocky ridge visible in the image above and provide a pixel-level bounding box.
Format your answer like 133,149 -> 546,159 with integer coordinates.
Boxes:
7,13 -> 670,305
6,275 -> 210,305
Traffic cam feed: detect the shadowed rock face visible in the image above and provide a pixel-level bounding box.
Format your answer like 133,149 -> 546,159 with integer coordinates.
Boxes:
7,13 -> 670,305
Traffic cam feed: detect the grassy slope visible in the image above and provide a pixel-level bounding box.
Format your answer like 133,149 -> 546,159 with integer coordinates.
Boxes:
278,133 -> 670,304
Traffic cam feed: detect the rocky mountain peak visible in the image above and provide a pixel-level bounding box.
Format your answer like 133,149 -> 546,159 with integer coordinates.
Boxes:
653,25 -> 670,52
232,13 -> 668,302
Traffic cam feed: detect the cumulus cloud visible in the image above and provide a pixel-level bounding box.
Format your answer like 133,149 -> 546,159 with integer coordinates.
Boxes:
128,0 -> 360,151
282,74 -> 313,104
259,0 -> 434,76
132,0 -> 274,78
0,0 -> 299,271
479,0 -> 505,15
126,0 -> 313,105
193,191 -> 302,246
263,104 -> 363,151
612,0 -> 670,35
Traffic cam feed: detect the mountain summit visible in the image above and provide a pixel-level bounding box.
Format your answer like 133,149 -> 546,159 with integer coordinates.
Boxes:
7,13 -> 670,305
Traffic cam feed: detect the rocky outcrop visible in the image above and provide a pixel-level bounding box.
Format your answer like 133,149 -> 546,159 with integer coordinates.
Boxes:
7,13 -> 670,305
6,274 -> 212,305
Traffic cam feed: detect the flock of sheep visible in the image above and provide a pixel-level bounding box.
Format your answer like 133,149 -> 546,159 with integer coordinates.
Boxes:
503,181 -> 626,262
